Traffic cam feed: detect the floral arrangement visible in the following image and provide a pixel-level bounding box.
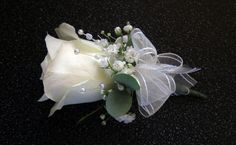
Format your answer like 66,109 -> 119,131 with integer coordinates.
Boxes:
39,22 -> 206,124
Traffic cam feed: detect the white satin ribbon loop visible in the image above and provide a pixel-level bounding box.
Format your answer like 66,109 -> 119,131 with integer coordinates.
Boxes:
135,65 -> 176,117
131,29 -> 199,117
131,28 -> 157,64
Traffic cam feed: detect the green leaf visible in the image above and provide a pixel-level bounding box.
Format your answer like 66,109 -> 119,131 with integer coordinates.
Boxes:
105,89 -> 132,118
113,73 -> 140,90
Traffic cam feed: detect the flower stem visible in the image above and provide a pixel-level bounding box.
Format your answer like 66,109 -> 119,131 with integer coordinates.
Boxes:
189,89 -> 208,99
76,106 -> 103,125
107,60 -> 118,73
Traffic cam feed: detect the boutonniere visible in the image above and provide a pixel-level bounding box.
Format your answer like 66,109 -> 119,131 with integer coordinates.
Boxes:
39,22 -> 206,125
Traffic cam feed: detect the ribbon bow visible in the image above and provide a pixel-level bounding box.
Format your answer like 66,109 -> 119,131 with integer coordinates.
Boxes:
131,28 -> 200,117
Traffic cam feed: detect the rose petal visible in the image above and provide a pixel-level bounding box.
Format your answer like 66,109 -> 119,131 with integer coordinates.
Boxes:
40,54 -> 51,80
38,94 -> 49,102
48,80 -> 105,116
45,34 -> 64,60
55,23 -> 79,41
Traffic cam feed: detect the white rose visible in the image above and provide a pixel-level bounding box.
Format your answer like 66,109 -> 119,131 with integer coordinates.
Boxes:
39,23 -> 113,116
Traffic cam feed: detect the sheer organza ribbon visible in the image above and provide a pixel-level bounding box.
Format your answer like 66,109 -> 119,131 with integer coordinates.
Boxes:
131,28 -> 200,117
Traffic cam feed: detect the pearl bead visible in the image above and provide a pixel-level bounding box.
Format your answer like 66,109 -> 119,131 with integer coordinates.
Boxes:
80,88 -> 86,93
74,48 -> 80,55
99,83 -> 105,89
78,29 -> 84,35
117,84 -> 124,91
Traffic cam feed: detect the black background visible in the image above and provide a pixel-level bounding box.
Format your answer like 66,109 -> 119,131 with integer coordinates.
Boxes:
1,0 -> 236,145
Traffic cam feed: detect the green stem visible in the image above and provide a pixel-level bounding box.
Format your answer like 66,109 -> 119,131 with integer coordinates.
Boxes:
102,33 -> 114,43
176,85 -> 207,99
107,60 -> 118,73
76,106 -> 103,125
189,89 -> 208,99
126,33 -> 133,47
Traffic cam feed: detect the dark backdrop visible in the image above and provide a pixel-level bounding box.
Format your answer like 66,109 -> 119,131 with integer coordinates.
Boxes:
1,0 -> 235,145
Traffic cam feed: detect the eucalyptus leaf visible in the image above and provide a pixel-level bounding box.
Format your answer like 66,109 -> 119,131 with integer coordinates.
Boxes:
113,73 -> 140,90
105,89 -> 132,117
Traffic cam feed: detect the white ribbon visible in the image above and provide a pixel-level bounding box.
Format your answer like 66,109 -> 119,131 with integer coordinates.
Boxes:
131,28 -> 200,117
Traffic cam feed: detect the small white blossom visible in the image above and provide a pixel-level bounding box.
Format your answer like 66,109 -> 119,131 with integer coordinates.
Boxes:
121,66 -> 135,74
122,35 -> 128,43
125,47 -> 138,63
112,60 -> 126,71
106,44 -> 120,56
101,120 -> 106,125
100,114 -> 106,120
95,39 -> 109,48
115,113 -> 136,124
123,24 -> 133,33
85,33 -> 93,40
114,27 -> 122,35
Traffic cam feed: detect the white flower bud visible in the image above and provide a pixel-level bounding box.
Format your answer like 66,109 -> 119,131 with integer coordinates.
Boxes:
114,27 -> 122,35
123,24 -> 133,33
112,60 -> 126,71
107,33 -> 111,37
